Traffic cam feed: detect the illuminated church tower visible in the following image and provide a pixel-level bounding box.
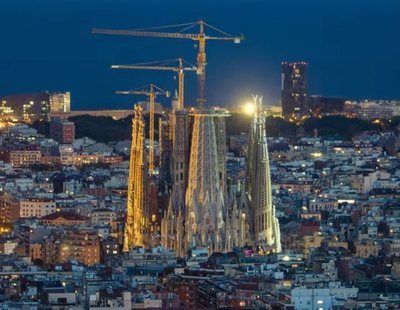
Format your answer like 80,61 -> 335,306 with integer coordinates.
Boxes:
184,108 -> 229,253
123,105 -> 147,252
246,95 -> 281,253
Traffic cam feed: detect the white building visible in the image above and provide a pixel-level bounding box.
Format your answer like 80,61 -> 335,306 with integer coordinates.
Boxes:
328,282 -> 358,302
91,209 -> 116,225
291,287 -> 333,310
59,145 -> 75,166
19,198 -> 57,218
351,100 -> 400,120
72,137 -> 96,151
14,178 -> 35,191
0,240 -> 18,255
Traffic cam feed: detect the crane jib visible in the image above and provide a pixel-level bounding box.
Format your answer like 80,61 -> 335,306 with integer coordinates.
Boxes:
92,29 -> 241,42
93,28 -> 198,40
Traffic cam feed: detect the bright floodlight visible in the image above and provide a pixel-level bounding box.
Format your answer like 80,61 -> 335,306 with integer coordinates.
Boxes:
243,101 -> 256,115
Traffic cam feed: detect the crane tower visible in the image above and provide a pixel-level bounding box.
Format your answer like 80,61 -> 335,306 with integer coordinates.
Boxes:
116,84 -> 169,175
112,58 -> 196,110
93,20 -> 243,108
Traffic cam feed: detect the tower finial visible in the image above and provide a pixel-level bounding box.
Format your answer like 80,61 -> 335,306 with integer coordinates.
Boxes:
133,104 -> 143,119
251,95 -> 263,117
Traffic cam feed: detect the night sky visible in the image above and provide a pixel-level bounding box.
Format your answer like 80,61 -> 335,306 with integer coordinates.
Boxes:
0,0 -> 399,110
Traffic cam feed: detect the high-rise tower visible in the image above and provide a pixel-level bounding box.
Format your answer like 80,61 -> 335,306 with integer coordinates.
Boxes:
246,96 -> 281,253
281,61 -> 308,118
185,108 -> 229,253
123,105 -> 147,252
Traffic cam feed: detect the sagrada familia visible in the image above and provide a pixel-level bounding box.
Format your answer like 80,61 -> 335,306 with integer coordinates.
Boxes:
124,95 -> 281,255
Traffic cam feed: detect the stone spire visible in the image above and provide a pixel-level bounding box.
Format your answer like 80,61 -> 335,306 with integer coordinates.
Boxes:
124,105 -> 147,252
246,95 -> 281,253
184,109 -> 229,253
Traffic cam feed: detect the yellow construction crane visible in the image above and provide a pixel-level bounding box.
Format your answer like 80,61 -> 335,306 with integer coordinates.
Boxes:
116,84 -> 170,175
111,58 -> 196,110
93,20 -> 243,108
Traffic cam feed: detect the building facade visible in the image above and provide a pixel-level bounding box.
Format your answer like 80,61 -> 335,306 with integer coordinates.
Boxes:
58,231 -> 100,266
0,91 -> 70,123
49,92 -> 71,113
19,198 -> 57,218
50,117 -> 75,144
8,146 -> 41,167
0,193 -> 20,224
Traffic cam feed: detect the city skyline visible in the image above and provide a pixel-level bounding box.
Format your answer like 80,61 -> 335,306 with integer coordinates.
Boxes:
1,0 -> 400,110
1,1 -> 400,308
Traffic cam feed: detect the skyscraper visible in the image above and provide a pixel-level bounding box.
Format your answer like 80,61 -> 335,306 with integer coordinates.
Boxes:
49,92 -> 71,113
281,61 -> 308,118
123,105 -> 147,252
246,95 -> 281,253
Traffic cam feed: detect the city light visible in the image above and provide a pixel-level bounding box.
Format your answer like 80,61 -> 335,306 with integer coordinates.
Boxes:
311,152 -> 323,158
243,101 -> 256,115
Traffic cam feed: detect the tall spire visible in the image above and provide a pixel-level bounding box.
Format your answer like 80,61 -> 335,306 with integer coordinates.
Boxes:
171,89 -> 180,111
123,105 -> 147,252
184,109 -> 229,253
246,95 -> 281,253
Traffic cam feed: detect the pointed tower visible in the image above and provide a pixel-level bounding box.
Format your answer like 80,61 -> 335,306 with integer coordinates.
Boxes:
246,95 -> 281,253
184,108 -> 229,253
171,90 -> 180,111
170,101 -> 190,213
161,197 -> 175,249
159,112 -> 172,191
123,105 -> 147,252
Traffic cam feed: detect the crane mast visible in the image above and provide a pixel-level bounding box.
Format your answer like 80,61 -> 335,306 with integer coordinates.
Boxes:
93,20 -> 243,108
116,84 -> 169,175
112,58 -> 196,110
197,21 -> 206,108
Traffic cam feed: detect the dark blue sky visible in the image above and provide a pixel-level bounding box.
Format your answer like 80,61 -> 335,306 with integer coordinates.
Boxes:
0,0 -> 399,110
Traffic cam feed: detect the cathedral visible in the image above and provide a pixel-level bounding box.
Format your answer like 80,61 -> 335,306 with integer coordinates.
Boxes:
127,96 -> 281,254
160,96 -> 281,254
